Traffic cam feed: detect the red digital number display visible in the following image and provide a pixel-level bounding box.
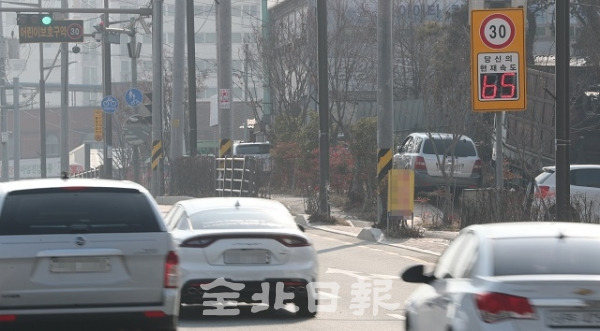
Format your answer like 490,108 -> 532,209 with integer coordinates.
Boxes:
479,72 -> 518,100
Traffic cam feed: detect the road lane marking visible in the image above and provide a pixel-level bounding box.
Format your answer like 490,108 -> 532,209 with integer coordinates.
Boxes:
388,313 -> 406,320
400,255 -> 433,265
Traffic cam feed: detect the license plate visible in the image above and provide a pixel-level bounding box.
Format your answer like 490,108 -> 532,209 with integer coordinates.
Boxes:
224,249 -> 270,264
50,256 -> 111,273
548,311 -> 600,327
436,163 -> 464,172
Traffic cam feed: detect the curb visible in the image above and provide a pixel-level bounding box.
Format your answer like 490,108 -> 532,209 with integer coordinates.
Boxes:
295,214 -> 447,256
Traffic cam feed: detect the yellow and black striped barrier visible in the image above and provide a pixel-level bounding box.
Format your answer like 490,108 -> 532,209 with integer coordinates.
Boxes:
377,148 -> 392,183
219,139 -> 232,157
151,140 -> 162,170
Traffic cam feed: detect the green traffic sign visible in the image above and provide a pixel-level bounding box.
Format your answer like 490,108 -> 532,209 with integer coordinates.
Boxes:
19,20 -> 84,44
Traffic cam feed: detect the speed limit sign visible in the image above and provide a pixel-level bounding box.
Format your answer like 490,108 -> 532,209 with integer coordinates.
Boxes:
471,8 -> 526,112
480,14 -> 515,49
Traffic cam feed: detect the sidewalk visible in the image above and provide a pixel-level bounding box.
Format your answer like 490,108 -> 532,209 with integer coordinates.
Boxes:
156,194 -> 458,257
269,194 -> 457,256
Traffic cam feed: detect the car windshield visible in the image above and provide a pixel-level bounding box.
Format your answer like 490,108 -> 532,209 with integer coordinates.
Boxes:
493,237 -> 600,275
188,209 -> 295,230
422,138 -> 477,157
0,188 -> 161,235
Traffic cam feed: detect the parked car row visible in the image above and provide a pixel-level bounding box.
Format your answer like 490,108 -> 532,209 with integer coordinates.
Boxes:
0,177 -> 318,330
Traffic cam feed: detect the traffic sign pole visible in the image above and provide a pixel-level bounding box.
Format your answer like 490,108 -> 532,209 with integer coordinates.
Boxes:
471,8 -> 526,112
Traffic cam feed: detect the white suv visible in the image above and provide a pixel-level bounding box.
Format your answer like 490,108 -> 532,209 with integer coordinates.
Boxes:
530,164 -> 600,222
394,132 -> 483,192
0,178 -> 179,330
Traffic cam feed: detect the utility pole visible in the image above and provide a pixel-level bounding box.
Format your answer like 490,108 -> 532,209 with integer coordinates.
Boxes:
12,77 -> 19,180
243,43 -> 249,142
376,0 -> 393,227
102,0 -> 113,179
129,17 -> 141,183
0,6 -> 7,181
187,0 -> 197,156
170,0 -> 185,163
60,0 -> 69,175
261,0 -> 271,138
555,0 -> 571,221
151,0 -> 164,196
317,0 -> 330,217
217,0 -> 232,156
39,0 -> 46,178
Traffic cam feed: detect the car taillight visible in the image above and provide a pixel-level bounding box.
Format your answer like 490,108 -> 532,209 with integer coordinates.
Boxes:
475,292 -> 536,323
181,237 -> 216,248
535,185 -> 552,199
473,159 -> 482,174
276,235 -> 311,247
0,315 -> 16,322
415,156 -> 427,171
164,251 -> 179,289
144,311 -> 167,318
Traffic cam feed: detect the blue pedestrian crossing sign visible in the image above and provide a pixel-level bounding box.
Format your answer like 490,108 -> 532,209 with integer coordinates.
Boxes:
125,88 -> 143,107
101,95 -> 119,114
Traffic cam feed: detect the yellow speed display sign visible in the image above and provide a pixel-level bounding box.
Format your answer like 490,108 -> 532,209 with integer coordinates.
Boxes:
471,8 -> 526,112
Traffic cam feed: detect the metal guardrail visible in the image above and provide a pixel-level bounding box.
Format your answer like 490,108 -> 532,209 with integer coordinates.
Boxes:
71,167 -> 101,178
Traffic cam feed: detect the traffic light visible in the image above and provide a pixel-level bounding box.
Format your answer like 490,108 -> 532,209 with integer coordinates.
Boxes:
41,14 -> 52,26
17,13 -> 53,26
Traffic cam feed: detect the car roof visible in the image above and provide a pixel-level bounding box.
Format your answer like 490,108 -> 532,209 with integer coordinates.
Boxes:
0,178 -> 147,195
176,197 -> 290,215
234,142 -> 271,146
407,132 -> 474,141
542,164 -> 600,172
464,222 -> 600,240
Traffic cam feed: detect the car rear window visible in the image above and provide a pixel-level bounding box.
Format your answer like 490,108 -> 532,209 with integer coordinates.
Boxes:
422,138 -> 477,157
0,188 -> 161,235
493,238 -> 600,275
235,144 -> 271,155
188,209 -> 296,230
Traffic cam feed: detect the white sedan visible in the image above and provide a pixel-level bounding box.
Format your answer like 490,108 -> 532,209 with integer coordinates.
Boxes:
402,222 -> 600,331
164,197 -> 318,317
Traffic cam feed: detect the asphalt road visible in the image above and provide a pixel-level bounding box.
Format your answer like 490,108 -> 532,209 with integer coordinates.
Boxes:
175,226 -> 436,331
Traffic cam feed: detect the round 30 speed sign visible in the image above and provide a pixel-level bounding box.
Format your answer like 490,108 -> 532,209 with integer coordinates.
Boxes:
479,14 -> 516,49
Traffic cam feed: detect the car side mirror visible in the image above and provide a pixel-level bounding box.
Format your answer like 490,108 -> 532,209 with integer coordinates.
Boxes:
401,264 -> 435,284
297,224 -> 306,232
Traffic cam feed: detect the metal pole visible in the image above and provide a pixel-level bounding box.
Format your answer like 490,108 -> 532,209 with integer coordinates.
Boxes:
217,0 -> 232,154
0,6 -> 8,181
13,77 -> 19,180
60,0 -> 69,175
377,0 -> 393,226
130,18 -> 141,184
495,112 -> 504,188
171,0 -> 185,161
244,43 -> 249,142
151,0 -> 164,196
261,0 -> 271,130
187,0 -> 197,156
103,0 -> 113,179
555,0 -> 571,221
39,0 -> 46,178
317,0 -> 330,217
